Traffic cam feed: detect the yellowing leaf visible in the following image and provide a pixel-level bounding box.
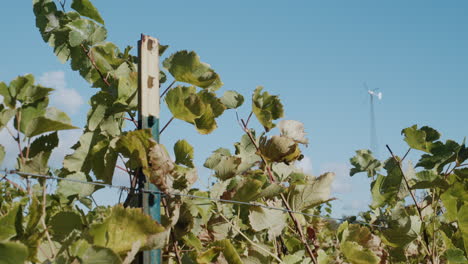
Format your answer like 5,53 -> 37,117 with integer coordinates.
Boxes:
163,51 -> 223,91
288,172 -> 335,211
278,120 -> 309,145
252,86 -> 284,132
249,200 -> 286,239
220,90 -> 244,109
87,205 -> 165,254
259,135 -> 301,164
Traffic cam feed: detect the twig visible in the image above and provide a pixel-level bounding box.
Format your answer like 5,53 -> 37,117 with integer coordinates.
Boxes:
58,0 -> 66,12
216,210 -> 284,263
124,117 -> 138,128
245,111 -> 253,128
116,165 -> 129,173
160,80 -> 176,98
15,111 -> 25,166
0,174 -> 25,192
160,117 -> 174,135
41,182 -> 56,258
5,126 -> 16,140
401,148 -> 411,162
385,145 -> 432,258
81,44 -> 111,87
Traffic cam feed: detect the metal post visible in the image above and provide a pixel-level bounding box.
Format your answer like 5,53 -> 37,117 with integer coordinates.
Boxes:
137,34 -> 162,264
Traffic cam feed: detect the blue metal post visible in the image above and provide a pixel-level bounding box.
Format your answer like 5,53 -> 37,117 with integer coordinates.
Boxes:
138,34 -> 162,264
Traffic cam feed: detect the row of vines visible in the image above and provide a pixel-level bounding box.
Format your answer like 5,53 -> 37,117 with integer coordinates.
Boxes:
0,0 -> 467,263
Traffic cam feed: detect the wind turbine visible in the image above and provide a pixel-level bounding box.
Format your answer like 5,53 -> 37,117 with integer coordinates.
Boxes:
364,83 -> 382,156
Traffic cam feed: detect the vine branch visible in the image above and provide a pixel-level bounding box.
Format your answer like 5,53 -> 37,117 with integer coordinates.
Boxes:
160,80 -> 176,98
160,117 -> 174,135
386,144 -> 433,259
81,44 -> 111,87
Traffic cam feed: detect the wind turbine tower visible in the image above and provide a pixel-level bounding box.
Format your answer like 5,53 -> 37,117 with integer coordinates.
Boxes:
366,84 -> 383,156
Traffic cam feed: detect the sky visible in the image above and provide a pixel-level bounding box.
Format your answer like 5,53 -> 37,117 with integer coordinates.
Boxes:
0,0 -> 467,216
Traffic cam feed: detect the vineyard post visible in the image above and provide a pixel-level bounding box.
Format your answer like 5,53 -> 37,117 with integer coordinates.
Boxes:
137,34 -> 162,264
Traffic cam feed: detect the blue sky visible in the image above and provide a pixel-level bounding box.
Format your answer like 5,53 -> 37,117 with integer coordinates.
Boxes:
1,1 -> 467,216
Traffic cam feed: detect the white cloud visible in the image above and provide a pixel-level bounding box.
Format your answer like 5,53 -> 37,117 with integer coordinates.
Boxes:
320,162 -> 353,194
341,199 -> 368,213
296,155 -> 313,175
39,71 -> 84,114
0,122 -> 20,169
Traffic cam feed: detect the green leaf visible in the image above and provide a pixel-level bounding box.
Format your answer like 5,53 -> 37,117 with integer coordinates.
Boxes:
411,170 -> 448,189
259,135 -> 301,164
350,149 -> 382,177
165,86 -> 203,123
454,168 -> 468,179
63,132 -> 96,173
49,211 -> 83,241
163,50 -> 223,91
0,203 -> 21,240
0,81 -> 15,108
81,246 -> 122,264
16,78 -> 53,104
252,86 -> 284,132
212,239 -> 243,264
317,249 -> 331,264
458,204 -> 468,254
368,158 -> 405,208
380,203 -> 421,247
370,174 -> 393,208
71,0 -> 105,24
0,241 -> 29,264
249,200 -> 286,238
340,241 -> 380,264
233,178 -> 264,202
115,129 -> 155,176
402,125 -> 440,153
16,98 -> 48,133
220,90 -> 244,109
444,248 -> 467,263
338,223 -> 381,264
194,90 -> 225,134
57,172 -> 96,198
66,18 -> 107,47
19,151 -> 51,176
25,107 -> 78,137
87,205 -> 166,254
235,132 -> 261,172
9,74 -> 35,104
205,151 -> 241,180
0,107 -> 15,130
25,132 -> 59,158
278,120 -> 309,145
90,139 -> 118,183
25,197 -> 42,235
288,172 -> 335,211
174,140 -> 195,168
0,144 -> 4,166
440,182 -> 467,222
183,233 -> 203,251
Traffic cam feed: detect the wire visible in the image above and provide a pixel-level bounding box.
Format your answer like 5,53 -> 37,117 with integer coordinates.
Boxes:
4,169 -> 385,229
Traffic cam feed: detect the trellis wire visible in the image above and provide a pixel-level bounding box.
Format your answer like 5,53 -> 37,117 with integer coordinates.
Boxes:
2,169 -> 385,229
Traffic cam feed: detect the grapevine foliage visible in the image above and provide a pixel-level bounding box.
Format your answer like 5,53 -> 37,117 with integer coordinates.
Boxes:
0,1 -> 465,264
